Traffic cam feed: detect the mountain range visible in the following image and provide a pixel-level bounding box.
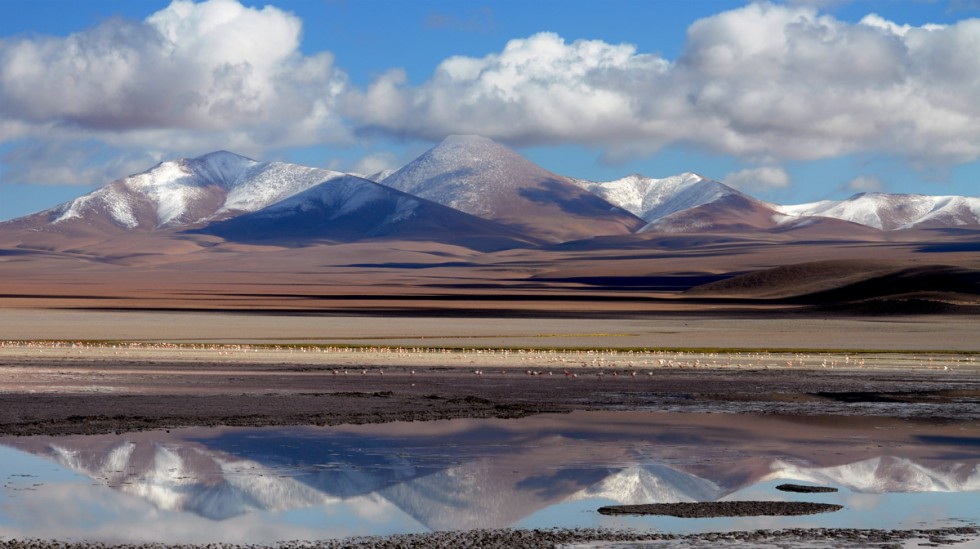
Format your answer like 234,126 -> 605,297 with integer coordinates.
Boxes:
5,426 -> 977,529
3,135 -> 978,253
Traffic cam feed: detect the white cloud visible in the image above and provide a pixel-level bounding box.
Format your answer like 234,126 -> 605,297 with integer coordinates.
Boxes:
348,32 -> 671,146
1,140 -> 162,186
0,0 -> 349,153
3,1 -> 980,189
353,3 -> 980,167
351,152 -> 400,177
846,175 -> 885,193
722,166 -> 792,193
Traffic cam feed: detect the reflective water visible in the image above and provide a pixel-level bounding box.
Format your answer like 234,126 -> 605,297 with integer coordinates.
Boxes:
1,412 -> 977,544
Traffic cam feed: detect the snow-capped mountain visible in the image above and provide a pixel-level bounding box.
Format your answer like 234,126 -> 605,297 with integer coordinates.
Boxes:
195,174 -> 538,251
639,193 -> 788,233
380,135 -> 645,242
23,151 -> 336,231
2,141 -> 978,250
766,456 -> 980,493
567,463 -> 723,504
778,193 -> 980,231
35,437 -> 329,520
572,173 -> 744,222
572,172 -> 831,233
359,168 -> 398,183
571,174 -> 979,233
6,429 -> 978,530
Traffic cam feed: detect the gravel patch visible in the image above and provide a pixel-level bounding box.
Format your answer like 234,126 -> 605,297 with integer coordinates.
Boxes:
0,527 -> 976,549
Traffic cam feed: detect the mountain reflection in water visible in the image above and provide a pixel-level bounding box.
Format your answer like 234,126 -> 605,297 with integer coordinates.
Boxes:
1,411 -> 977,543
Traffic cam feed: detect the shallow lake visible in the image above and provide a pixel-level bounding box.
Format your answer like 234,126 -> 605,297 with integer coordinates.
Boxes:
1,411 -> 977,544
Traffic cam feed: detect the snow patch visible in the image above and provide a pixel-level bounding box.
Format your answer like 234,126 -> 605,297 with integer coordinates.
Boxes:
778,193 -> 980,230
219,163 -> 340,215
766,456 -> 980,493
381,134 -> 565,217
574,173 -> 739,222
568,464 -> 722,504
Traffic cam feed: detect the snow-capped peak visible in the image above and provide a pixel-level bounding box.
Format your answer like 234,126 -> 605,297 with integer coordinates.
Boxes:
765,456 -> 980,493
381,134 -> 562,217
778,192 -> 980,230
379,135 -> 644,242
573,172 -> 743,222
185,150 -> 259,187
48,152 -> 339,230
567,464 -> 723,505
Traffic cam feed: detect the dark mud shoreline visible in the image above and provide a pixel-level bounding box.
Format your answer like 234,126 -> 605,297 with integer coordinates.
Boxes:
1,527 -> 977,548
596,501 -> 844,517
1,351 -> 978,548
1,359 -> 979,436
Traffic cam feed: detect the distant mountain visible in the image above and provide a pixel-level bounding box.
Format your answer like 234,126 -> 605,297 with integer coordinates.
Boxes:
194,174 -> 540,251
574,175 -> 980,234
572,173 -> 742,222
639,193 -> 786,233
359,168 -> 398,183
572,173 -> 843,233
766,456 -> 980,493
5,151 -> 336,232
380,135 -> 645,242
778,193 -> 980,231
9,432 -> 976,529
567,464 -> 723,505
2,142 -> 978,251
19,437 -> 328,520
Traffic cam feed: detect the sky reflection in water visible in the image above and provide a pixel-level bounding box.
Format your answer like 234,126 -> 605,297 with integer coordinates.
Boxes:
0,411 -> 977,544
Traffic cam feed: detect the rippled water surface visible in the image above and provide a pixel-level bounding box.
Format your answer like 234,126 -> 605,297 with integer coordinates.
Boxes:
1,411 -> 977,544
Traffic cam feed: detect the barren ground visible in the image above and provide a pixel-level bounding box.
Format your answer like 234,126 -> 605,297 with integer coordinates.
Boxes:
1,310 -> 979,547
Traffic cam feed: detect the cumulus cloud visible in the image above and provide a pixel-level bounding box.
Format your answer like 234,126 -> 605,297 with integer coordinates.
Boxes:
4,0 -> 980,189
349,32 -> 671,146
0,139 -> 163,186
351,152 -> 400,177
353,3 -> 980,167
0,0 -> 349,179
722,167 -> 792,193
846,175 -> 885,193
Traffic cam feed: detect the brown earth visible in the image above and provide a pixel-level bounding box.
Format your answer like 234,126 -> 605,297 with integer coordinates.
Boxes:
2,229 -> 979,547
1,341 -> 978,436
2,228 -> 979,316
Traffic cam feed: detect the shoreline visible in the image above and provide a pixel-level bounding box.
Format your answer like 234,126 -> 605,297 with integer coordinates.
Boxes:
2,314 -> 978,547
0,526 -> 977,548
1,345 -> 978,436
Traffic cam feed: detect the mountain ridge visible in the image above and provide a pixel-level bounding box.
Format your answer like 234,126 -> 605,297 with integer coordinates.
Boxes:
379,135 -> 646,242
2,137 -> 978,254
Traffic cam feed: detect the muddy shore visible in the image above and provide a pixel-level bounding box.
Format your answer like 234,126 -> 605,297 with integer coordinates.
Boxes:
1,527 -> 977,548
1,343 -> 978,548
1,345 -> 978,436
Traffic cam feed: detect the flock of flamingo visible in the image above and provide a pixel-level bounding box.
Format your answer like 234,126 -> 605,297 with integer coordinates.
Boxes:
0,340 -> 971,373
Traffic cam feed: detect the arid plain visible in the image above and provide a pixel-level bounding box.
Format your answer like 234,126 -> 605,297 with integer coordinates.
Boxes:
2,225 -> 979,435
2,190 -> 980,547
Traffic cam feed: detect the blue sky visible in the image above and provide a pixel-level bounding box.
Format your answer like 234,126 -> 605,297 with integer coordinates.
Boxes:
1,0 -> 979,220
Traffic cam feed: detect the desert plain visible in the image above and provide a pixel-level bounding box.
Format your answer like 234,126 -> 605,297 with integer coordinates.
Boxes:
1,228 -> 980,548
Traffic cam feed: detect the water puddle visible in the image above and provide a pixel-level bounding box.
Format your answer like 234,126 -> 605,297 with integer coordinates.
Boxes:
1,411 -> 977,544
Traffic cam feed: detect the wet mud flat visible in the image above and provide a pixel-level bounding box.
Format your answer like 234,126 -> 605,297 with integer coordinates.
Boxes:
253,527 -> 980,548
1,347 -> 978,548
0,353 -> 979,436
1,527 -> 977,549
